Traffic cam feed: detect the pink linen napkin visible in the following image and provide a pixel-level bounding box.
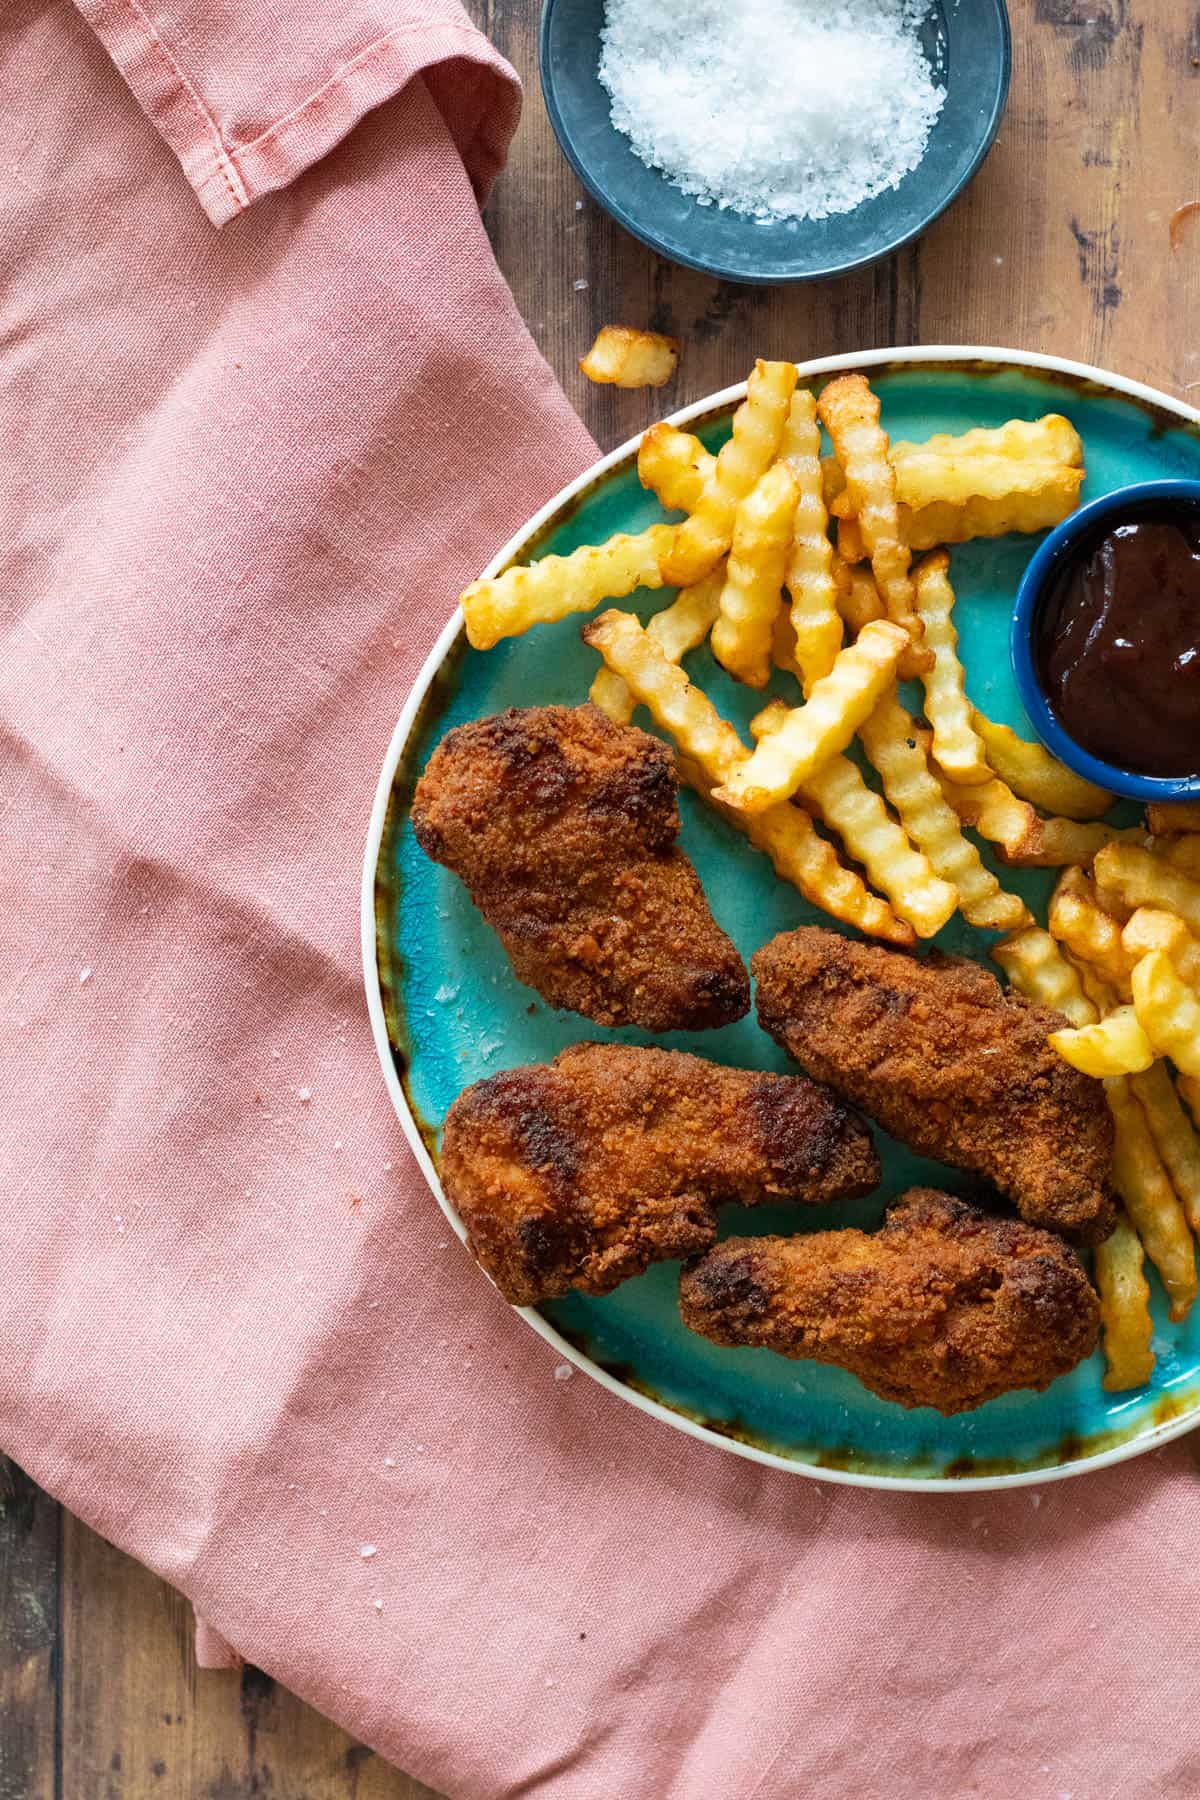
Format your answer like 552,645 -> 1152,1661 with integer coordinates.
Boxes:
3,3 -> 1200,1794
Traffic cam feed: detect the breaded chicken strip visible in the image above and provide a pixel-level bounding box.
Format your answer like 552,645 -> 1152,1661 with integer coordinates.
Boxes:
440,1042 -> 880,1305
412,705 -> 748,1032
753,927 -> 1116,1245
680,1189 -> 1100,1413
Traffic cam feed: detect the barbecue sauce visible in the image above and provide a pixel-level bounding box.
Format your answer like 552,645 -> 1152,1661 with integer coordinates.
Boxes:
1035,513 -> 1200,778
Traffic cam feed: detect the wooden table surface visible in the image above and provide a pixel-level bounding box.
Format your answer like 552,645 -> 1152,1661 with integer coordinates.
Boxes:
3,3 -> 1198,1795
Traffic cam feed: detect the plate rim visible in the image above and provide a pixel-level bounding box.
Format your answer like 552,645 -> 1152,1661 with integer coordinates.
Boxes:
362,344 -> 1200,1493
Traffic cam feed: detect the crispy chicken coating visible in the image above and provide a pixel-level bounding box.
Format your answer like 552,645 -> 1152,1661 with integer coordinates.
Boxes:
680,1188 -> 1100,1413
412,705 -> 748,1032
440,1041 -> 880,1305
753,927 -> 1116,1245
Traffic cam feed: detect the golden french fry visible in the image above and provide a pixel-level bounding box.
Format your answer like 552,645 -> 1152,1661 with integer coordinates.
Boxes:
1132,950 -> 1200,1079
1048,877 -> 1134,997
1095,843 -> 1200,936
771,607 -> 805,682
817,374 -> 930,676
860,696 -> 1029,931
581,609 -> 914,945
461,524 -> 675,651
888,414 -> 1084,473
661,360 -> 797,586
832,555 -> 886,634
991,926 -> 1097,1026
1107,1072 -> 1198,1320
637,423 -> 715,513
747,706 -> 957,940
588,567 -> 723,724
999,819 -> 1143,870
1147,801 -> 1200,836
712,620 -> 908,812
779,389 -> 842,693
937,766 -> 1043,862
972,711 -> 1114,821
1160,834 -> 1200,880
580,325 -> 679,389
899,481 -> 1084,552
711,462 -> 797,689
1049,1007 -> 1155,1077
1131,1062 -> 1200,1237
1094,1214 -> 1156,1392
1122,908 -> 1200,987
837,514 -> 867,565
914,552 -> 990,784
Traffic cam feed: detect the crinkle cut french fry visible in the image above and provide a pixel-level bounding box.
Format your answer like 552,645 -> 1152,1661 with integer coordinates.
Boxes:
588,567 -> 723,725
461,524 -> 675,651
581,609 -> 914,945
580,325 -> 679,389
899,483 -> 1083,552
1147,801 -> 1200,836
1049,1007 -> 1155,1077
817,374 -> 929,676
936,764 -> 1043,862
711,462 -> 797,689
1132,950 -> 1200,1080
779,389 -> 842,693
1048,875 -> 1134,998
1159,834 -> 1200,880
1107,1072 -> 1198,1321
771,607 -> 805,682
837,514 -> 867,565
1095,843 -> 1200,937
888,414 -> 1084,472
997,819 -> 1145,870
713,620 -> 908,812
637,423 -> 716,513
1094,1214 -> 1156,1392
991,926 -> 1097,1027
1131,1062 -> 1200,1237
1122,908 -> 1200,987
859,696 -> 1029,931
661,359 -> 797,586
747,706 -> 956,939
914,552 -> 990,784
973,711 -> 1114,820
832,553 -> 886,634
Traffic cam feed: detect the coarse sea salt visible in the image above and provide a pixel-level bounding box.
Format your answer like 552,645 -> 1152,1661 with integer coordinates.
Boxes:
598,0 -> 945,224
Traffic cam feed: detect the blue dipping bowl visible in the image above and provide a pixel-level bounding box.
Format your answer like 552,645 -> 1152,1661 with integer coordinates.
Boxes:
539,0 -> 1011,284
1011,480 -> 1200,802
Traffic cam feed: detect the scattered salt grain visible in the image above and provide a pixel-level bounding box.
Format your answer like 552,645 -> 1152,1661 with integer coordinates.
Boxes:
575,199 -> 584,210
384,1457 -> 396,1468
78,967 -> 92,984
333,1138 -> 343,1150
573,278 -> 589,291
373,1598 -> 384,1612
297,1086 -> 311,1103
360,1543 -> 378,1559
598,0 -> 945,223
553,1362 -> 574,1383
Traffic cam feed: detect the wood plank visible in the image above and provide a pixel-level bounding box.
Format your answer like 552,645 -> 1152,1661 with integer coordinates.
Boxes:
57,1512 -> 441,1799
0,1459 -> 58,1800
473,0 -> 1200,449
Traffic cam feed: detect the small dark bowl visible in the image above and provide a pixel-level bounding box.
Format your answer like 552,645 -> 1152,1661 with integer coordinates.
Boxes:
539,0 -> 1011,285
1011,480 -> 1200,802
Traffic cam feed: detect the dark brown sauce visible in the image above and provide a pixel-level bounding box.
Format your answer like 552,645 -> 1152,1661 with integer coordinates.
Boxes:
1036,513 -> 1200,778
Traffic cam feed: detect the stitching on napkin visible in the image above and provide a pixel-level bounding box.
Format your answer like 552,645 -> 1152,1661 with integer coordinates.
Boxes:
221,19 -> 487,167
111,0 -> 248,215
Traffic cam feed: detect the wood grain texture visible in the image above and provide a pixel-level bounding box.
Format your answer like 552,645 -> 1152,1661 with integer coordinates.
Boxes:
3,2 -> 1198,1794
473,0 -> 1200,449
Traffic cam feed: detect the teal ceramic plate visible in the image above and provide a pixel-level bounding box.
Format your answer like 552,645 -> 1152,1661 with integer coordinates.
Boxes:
364,348 -> 1200,1490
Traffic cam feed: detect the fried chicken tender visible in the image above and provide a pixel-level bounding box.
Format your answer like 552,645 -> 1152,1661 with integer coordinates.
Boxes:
753,927 -> 1116,1245
680,1188 -> 1100,1413
412,705 -> 748,1032
440,1042 -> 880,1305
